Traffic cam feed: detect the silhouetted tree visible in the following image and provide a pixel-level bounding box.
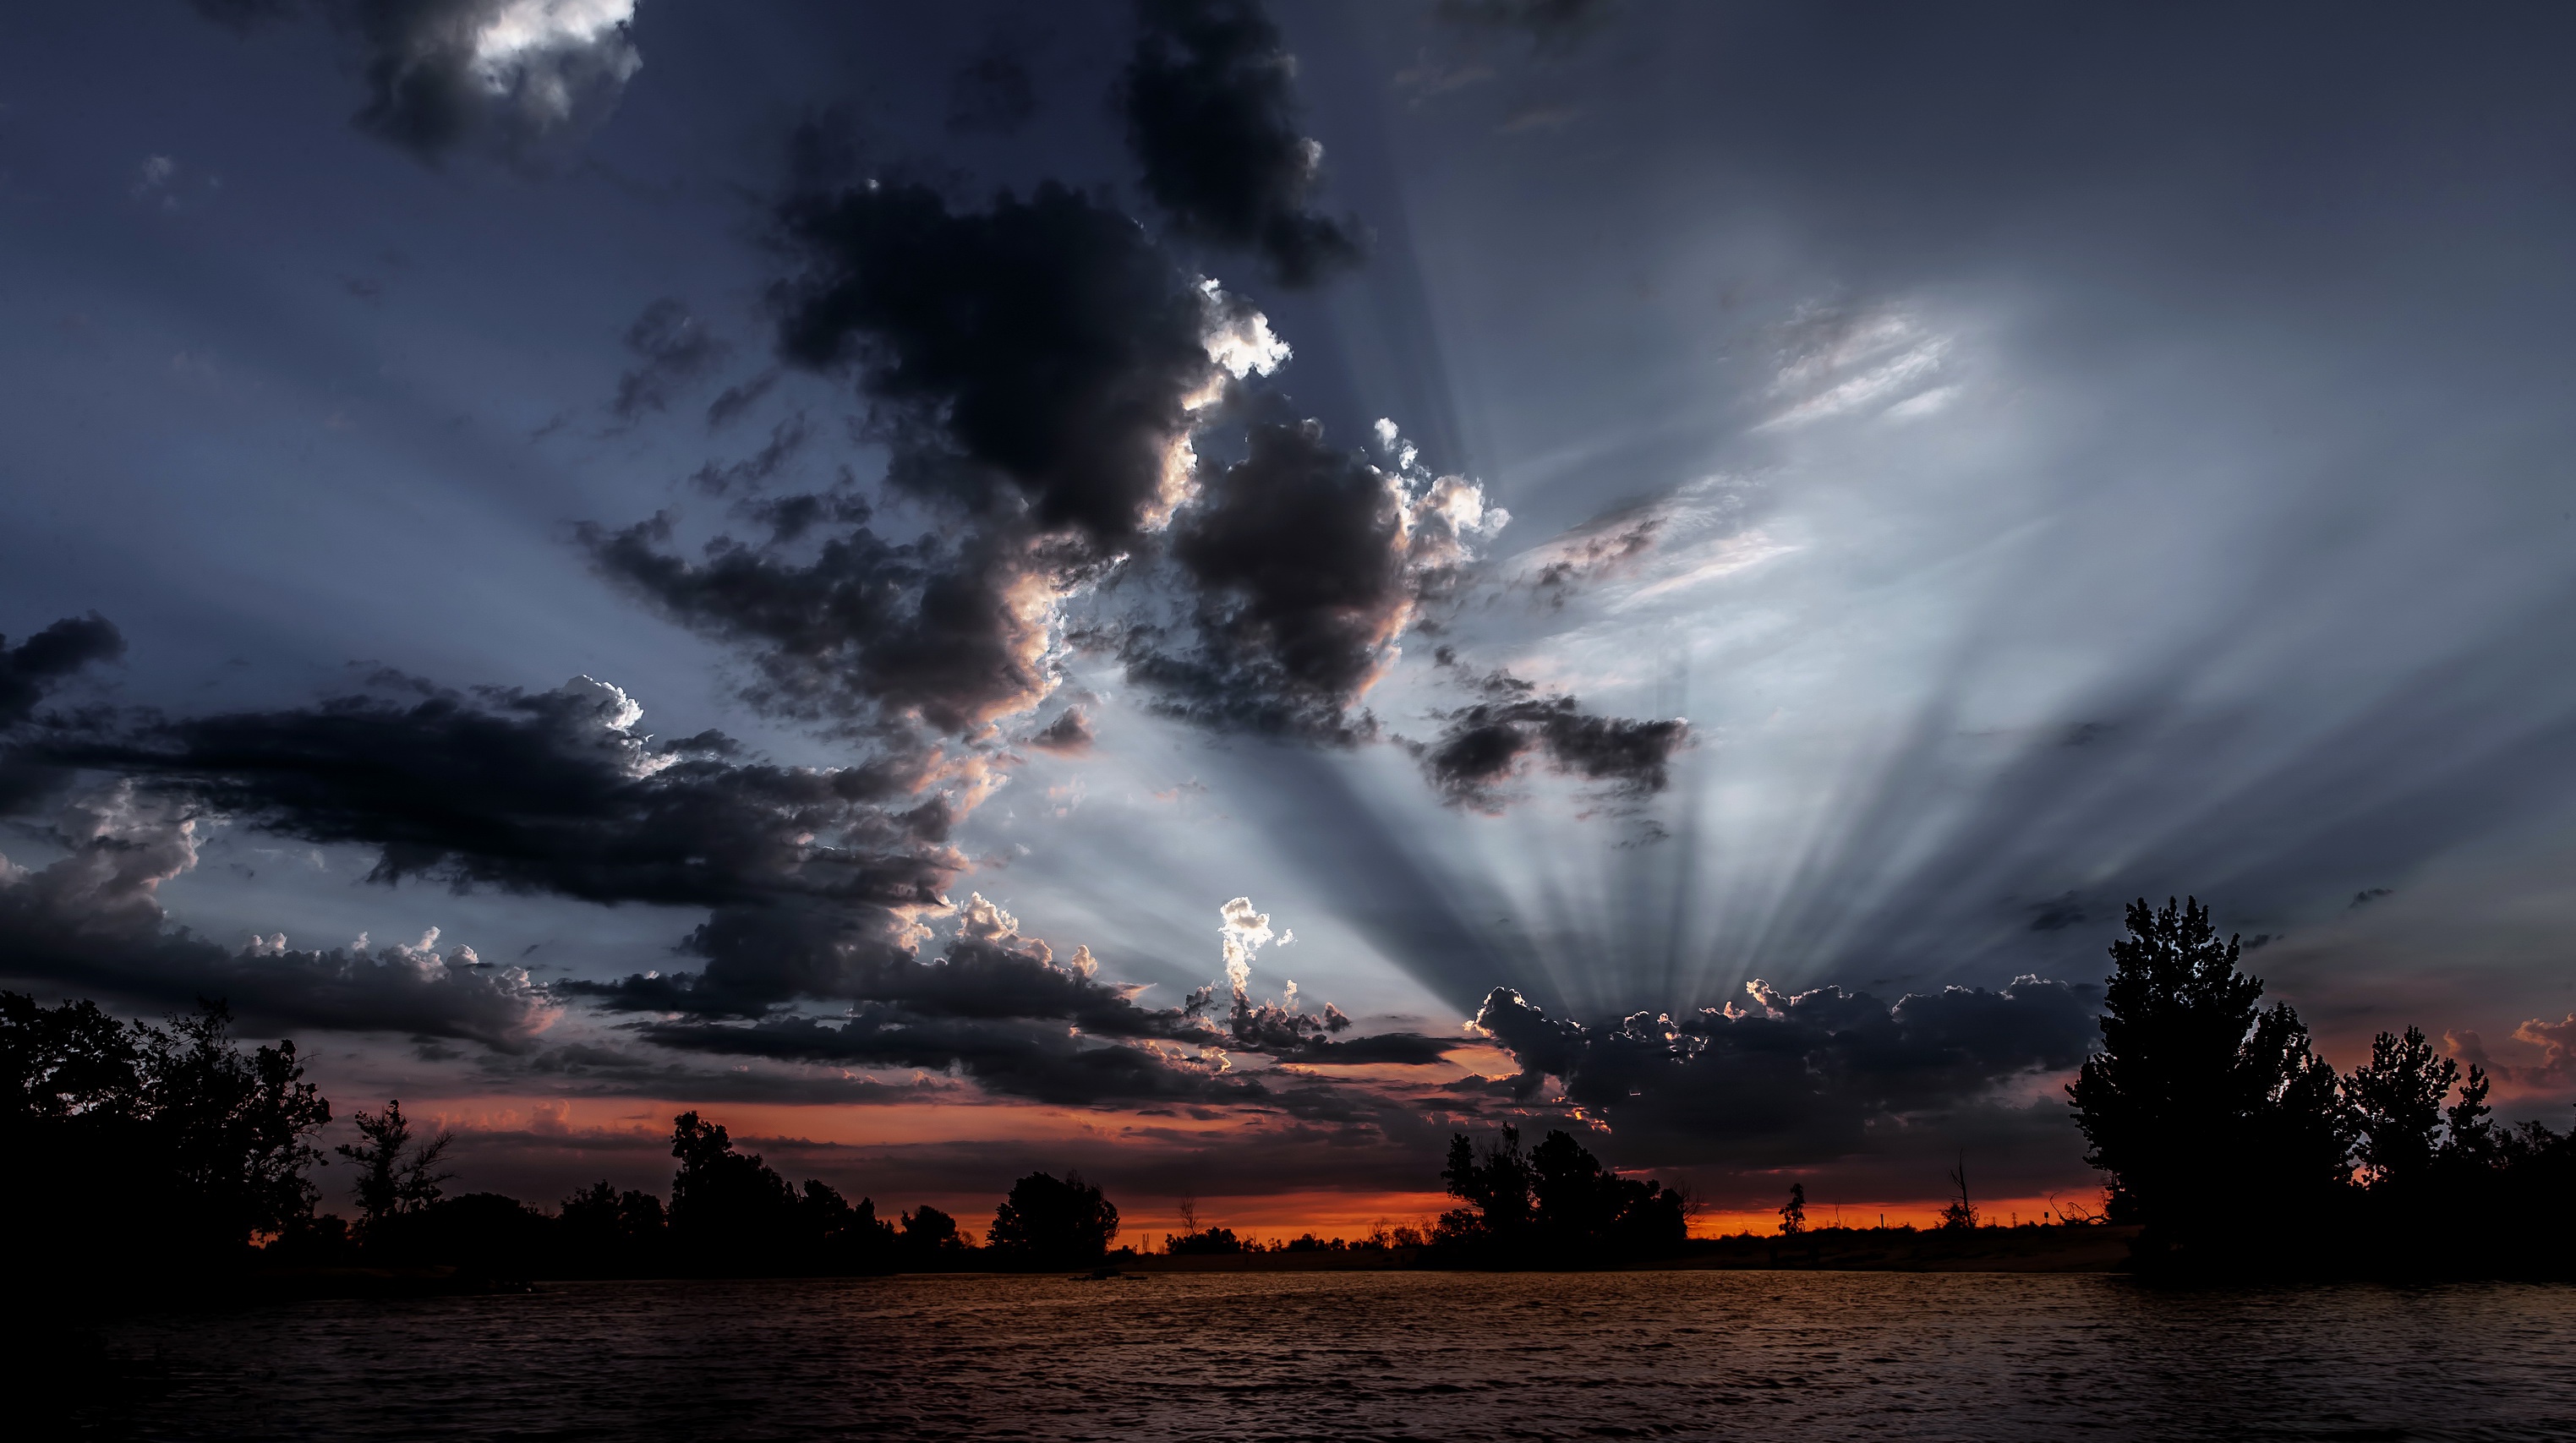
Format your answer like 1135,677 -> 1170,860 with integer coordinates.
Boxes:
3,995 -> 333,1271
336,1099 -> 451,1233
900,1204 -> 971,1263
2068,898 -> 2352,1259
667,1111 -> 799,1272
987,1171 -> 1118,1265
2442,1065 -> 2499,1171
2346,1025 -> 2457,1190
1778,1183 -> 1807,1236
1438,1126 -> 1684,1259
1437,1124 -> 1534,1245
560,1179 -> 667,1276
1528,1128 -> 1687,1254
1,993 -> 145,1122
1938,1157 -> 1977,1231
1165,1225 -> 1244,1254
665,1112 -> 897,1274
798,1178 -> 895,1271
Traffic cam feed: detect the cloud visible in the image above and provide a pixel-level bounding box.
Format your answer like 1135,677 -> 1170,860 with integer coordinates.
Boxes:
7,670 -> 1464,1101
1217,894 -> 1277,996
14,661 -> 1472,1089
1121,0 -> 1362,286
0,783 -> 555,1049
1206,894 -> 1369,1054
1471,975 -> 2100,1162
704,369 -> 780,429
686,413 -> 808,495
604,891 -> 1455,1103
772,180 -> 1283,551
1754,304 -> 1953,430
1523,512 -> 1662,609
2450,1014 -> 2576,1090
611,298 -> 729,422
347,0 -> 643,162
640,1008 -> 1249,1107
507,1041 -> 960,1105
1128,418 -> 1507,741
0,614 -> 127,813
1,614 -> 123,731
585,508 -> 1075,739
2509,1014 -> 2576,1085
620,894 -> 1245,1106
20,675 -> 968,1018
1416,668 -> 1687,811
591,181 -> 1290,743
1027,707 -> 1094,755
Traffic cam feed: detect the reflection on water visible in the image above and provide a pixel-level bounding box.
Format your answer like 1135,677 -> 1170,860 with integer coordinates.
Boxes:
95,1271 -> 2576,1440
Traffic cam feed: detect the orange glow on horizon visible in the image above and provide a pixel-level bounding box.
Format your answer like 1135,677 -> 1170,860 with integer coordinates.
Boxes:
382,1094 -> 2109,1246
1690,1194 -> 2093,1238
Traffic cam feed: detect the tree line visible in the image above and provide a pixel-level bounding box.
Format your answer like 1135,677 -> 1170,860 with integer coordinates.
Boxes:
2,992 -> 1124,1293
2070,898 -> 2575,1276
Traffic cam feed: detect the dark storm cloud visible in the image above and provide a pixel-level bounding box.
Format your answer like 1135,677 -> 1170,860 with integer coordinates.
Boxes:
576,891 -> 1183,1027
593,177 -> 1287,736
30,677 -> 943,909
14,675 -> 972,1019
7,664 -> 1468,1080
1417,669 -> 1687,811
1129,419 -> 1495,741
611,298 -> 729,422
608,890 -> 1249,1105
0,614 -> 127,814
585,508 -> 1071,737
511,1040 -> 958,1105
1285,1030 -> 1466,1065
0,614 -> 123,730
1472,976 -> 2098,1162
635,1006 -> 1466,1111
14,664 -> 1476,1077
582,884 -> 1462,1105
0,784 -> 551,1049
771,179 -> 1244,549
1120,0 -> 1360,286
639,1008 -> 1248,1107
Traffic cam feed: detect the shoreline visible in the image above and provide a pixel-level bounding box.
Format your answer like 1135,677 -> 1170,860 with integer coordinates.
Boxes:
1122,1226 -> 2141,1274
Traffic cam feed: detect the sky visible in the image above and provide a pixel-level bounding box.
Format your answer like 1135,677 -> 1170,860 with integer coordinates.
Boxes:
5,0 -> 2576,1239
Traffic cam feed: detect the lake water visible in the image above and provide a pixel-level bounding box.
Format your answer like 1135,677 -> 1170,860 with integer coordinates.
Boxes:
89,1271 -> 2576,1441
